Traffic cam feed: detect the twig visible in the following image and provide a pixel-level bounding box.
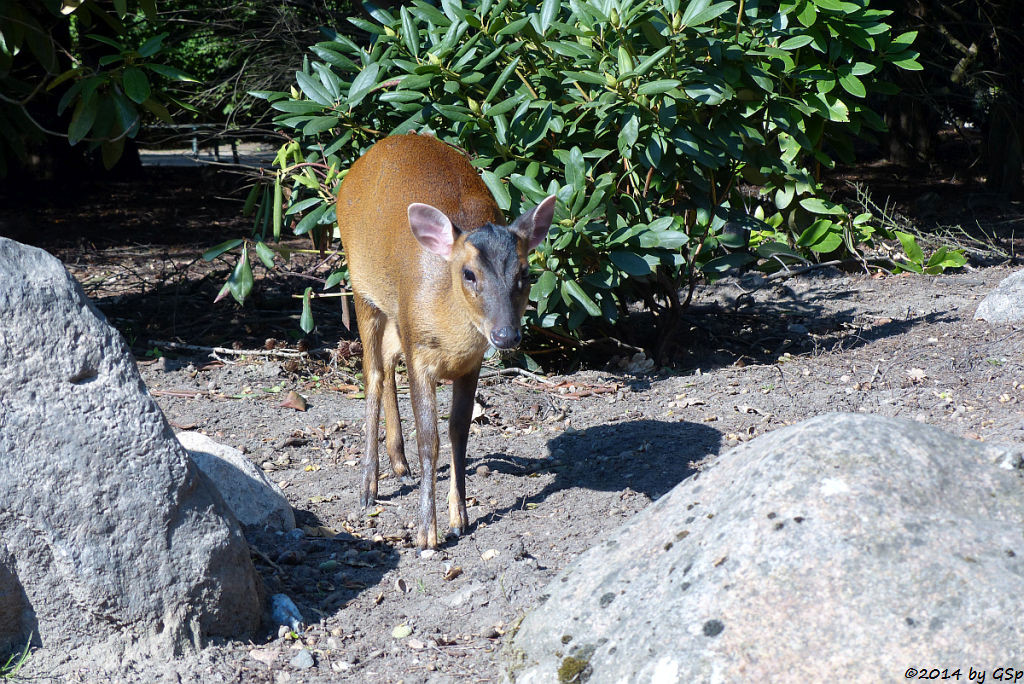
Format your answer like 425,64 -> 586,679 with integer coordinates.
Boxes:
478,367 -> 555,385
148,339 -> 310,359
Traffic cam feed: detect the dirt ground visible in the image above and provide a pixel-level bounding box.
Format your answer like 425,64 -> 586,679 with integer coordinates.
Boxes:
2,157 -> 1023,682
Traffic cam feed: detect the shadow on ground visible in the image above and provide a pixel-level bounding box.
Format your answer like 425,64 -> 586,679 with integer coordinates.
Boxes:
473,419 -> 720,531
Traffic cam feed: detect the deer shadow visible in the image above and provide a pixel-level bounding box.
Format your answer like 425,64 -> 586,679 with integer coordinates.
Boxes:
469,419 -> 721,535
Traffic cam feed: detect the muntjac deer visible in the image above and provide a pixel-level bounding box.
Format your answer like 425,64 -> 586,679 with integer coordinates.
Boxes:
336,134 -> 555,549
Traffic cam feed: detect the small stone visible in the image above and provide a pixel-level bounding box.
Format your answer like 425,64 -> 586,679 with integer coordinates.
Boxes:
249,648 -> 279,667
475,464 -> 492,477
289,649 -> 315,670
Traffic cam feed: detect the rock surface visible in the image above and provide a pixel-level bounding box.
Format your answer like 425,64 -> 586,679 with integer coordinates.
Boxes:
177,431 -> 295,531
975,269 -> 1024,322
0,238 -> 262,669
507,413 -> 1024,682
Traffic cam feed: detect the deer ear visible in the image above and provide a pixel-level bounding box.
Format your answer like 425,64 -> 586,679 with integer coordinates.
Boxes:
510,195 -> 556,251
408,203 -> 455,260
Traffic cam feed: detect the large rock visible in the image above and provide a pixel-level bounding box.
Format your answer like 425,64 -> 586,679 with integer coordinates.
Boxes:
177,431 -> 295,531
0,238 -> 262,668
508,413 -> 1024,682
975,269 -> 1024,322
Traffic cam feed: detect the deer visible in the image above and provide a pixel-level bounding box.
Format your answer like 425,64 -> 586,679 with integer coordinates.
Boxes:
335,133 -> 556,549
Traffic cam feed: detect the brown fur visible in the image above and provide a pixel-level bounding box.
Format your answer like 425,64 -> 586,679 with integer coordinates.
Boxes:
336,134 -> 534,548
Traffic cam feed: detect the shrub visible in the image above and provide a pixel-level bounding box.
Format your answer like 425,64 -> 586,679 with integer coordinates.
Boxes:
216,0 -> 957,353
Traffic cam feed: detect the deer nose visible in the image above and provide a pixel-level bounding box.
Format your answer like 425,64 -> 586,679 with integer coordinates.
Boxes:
489,326 -> 522,349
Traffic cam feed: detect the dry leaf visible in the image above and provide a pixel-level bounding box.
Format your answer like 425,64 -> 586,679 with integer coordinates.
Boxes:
279,390 -> 308,411
480,548 -> 499,561
443,565 -> 463,581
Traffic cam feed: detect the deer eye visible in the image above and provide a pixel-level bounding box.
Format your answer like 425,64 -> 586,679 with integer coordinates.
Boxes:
462,268 -> 476,283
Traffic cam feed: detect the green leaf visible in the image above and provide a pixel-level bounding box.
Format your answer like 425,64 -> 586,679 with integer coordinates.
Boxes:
799,197 -> 844,215
561,279 -> 601,316
295,204 -> 331,235
532,270 -> 557,300
303,116 -> 341,135
701,253 -> 755,274
481,170 -> 512,210
122,67 -> 151,104
296,71 -> 333,106
890,51 -> 923,71
891,31 -> 917,48
144,63 -> 197,82
272,176 -> 283,238
137,33 -> 166,58
565,146 -> 585,192
255,241 -> 276,269
629,46 -> 672,78
808,231 -> 842,253
68,96 -> 99,145
347,63 -> 380,107
324,271 -> 346,290
637,79 -> 681,95
539,0 -> 560,35
779,35 -> 814,50
203,239 -> 244,261
796,218 -> 835,247
227,248 -> 254,305
300,287 -> 314,333
495,16 -> 531,37
895,231 -> 924,265
401,7 -> 419,58
618,110 -> 639,154
838,73 -> 865,98
681,0 -> 734,27
610,250 -> 652,276
485,57 -> 521,103
287,197 -> 324,215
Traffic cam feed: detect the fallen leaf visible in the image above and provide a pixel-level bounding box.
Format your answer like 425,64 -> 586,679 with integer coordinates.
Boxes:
443,565 -> 463,581
480,548 -> 499,561
392,624 -> 413,639
301,525 -> 338,538
279,390 -> 308,411
906,368 -> 927,383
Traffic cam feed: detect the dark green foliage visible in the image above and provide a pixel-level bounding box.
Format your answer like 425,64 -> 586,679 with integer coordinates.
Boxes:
231,0 -> 956,347
0,0 -> 195,174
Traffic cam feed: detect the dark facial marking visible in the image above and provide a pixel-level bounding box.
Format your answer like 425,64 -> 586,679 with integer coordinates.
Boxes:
464,223 -> 524,288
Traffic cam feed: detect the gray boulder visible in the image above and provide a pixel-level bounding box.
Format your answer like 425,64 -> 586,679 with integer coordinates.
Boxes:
0,238 -> 262,669
508,413 -> 1024,682
975,269 -> 1024,322
177,431 -> 295,531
